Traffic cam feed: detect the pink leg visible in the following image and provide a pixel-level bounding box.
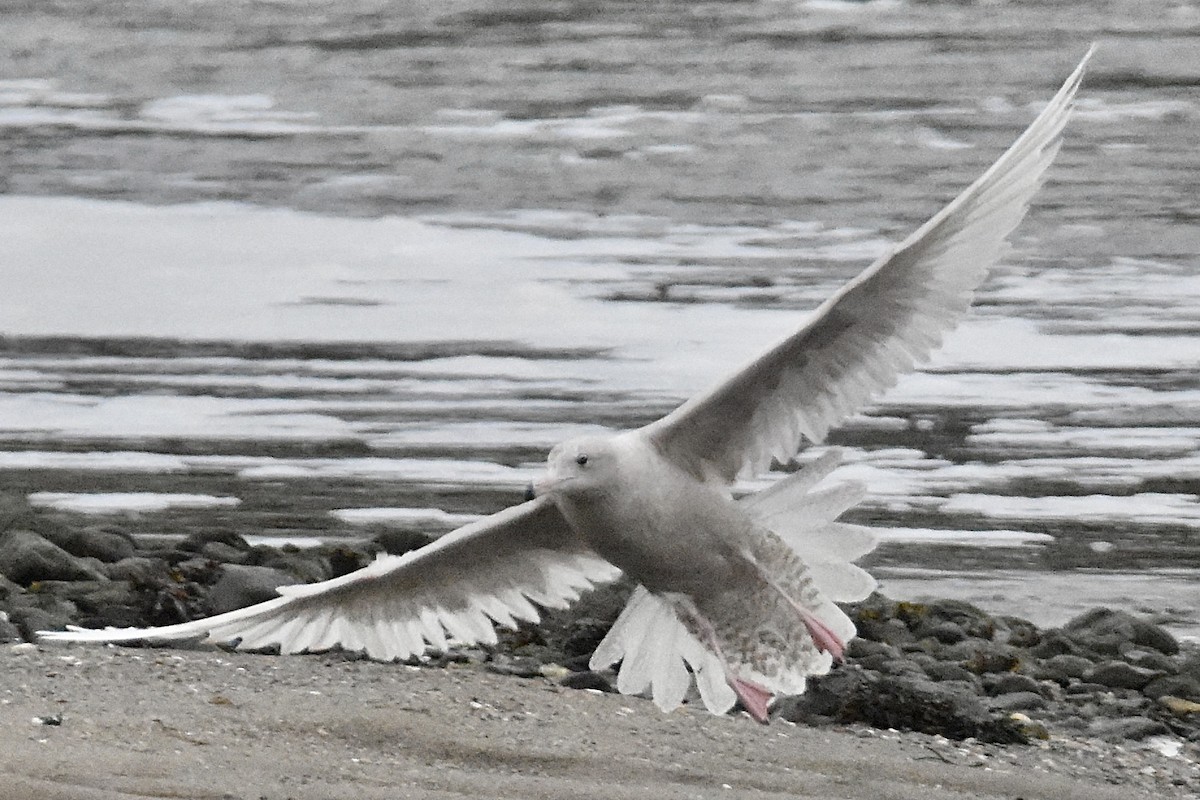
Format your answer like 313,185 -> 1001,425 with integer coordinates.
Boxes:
750,563 -> 847,662
797,607 -> 846,663
673,597 -> 776,724
728,676 -> 773,724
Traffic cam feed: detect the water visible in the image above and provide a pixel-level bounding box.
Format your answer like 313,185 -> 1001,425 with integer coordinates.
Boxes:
1,1 -> 1198,637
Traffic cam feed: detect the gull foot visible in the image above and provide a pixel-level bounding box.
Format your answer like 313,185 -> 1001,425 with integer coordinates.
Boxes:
728,676 -> 773,724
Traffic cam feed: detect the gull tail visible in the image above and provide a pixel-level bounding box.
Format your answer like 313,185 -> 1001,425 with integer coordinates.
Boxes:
591,450 -> 876,719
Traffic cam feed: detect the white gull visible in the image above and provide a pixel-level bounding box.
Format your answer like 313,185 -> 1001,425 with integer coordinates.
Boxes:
40,47 -> 1095,723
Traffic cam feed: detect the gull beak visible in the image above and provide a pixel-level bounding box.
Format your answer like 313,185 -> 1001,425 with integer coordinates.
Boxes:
529,471 -> 561,499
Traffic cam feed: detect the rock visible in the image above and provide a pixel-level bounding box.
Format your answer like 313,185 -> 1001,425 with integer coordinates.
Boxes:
180,529 -> 250,554
1028,629 -> 1087,659
944,639 -> 1022,674
923,661 -> 982,686
0,612 -> 22,642
8,603 -> 75,640
559,616 -> 613,658
1143,674 -> 1200,701
486,654 -> 544,678
0,529 -> 108,584
207,565 -> 295,615
38,526 -> 135,563
30,580 -> 144,629
1084,660 -> 1163,690
984,672 -> 1044,697
1122,648 -> 1178,674
994,615 -> 1041,648
255,550 -> 330,584
1036,653 -> 1096,683
922,599 -> 997,640
1158,695 -> 1200,716
200,541 -> 251,565
1062,607 -> 1179,656
559,670 -> 614,693
104,556 -> 170,585
782,668 -> 1026,743
846,638 -> 899,660
989,691 -> 1047,711
1087,716 -> 1170,742
921,621 -> 967,645
372,530 -> 435,556
0,572 -> 22,600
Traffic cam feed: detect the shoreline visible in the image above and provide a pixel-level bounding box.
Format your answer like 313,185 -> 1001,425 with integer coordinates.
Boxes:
3,645 -> 1196,799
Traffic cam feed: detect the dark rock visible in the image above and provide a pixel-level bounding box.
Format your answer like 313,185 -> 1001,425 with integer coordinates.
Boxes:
994,615 -> 1041,648
104,556 -> 169,585
1122,648 -> 1178,674
860,617 -> 914,647
781,668 -> 1026,743
559,617 -> 613,659
8,603 -> 75,640
0,529 -> 109,584
944,639 -> 1022,674
1088,716 -> 1170,742
921,621 -> 967,645
174,557 -> 221,583
989,691 -> 1047,711
1084,660 -> 1163,690
922,599 -> 997,640
1036,653 -> 1095,683
1063,607 -> 1178,656
39,526 -> 136,563
560,670 -> 614,692
207,565 -> 295,615
320,545 -> 373,579
1143,674 -> 1200,701
846,638 -> 899,660
923,661 -> 982,686
486,654 -> 544,678
255,551 -> 329,584
0,612 -> 22,642
30,580 -> 144,629
1064,681 -> 1109,696
372,530 -> 435,556
0,572 -> 22,600
1028,629 -> 1087,659
180,529 -> 250,554
200,541 -> 251,565
984,672 -> 1044,697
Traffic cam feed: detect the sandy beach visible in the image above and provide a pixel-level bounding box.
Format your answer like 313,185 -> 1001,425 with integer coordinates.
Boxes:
2,644 -> 1194,799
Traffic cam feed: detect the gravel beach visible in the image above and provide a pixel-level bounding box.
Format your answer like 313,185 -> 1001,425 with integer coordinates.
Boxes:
3,1 -> 1199,797
3,644 -> 1196,800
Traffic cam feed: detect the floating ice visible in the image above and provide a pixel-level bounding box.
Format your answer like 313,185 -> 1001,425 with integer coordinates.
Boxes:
28,492 -> 241,514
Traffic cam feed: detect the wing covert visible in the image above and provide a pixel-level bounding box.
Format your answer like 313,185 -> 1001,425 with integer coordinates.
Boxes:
40,497 -> 621,660
644,47 -> 1093,483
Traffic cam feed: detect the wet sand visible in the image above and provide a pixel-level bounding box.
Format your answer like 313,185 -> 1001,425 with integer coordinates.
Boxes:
3,645 -> 1194,799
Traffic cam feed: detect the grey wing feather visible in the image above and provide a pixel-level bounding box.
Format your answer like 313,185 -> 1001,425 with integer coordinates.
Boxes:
644,47 -> 1094,483
39,497 -> 621,660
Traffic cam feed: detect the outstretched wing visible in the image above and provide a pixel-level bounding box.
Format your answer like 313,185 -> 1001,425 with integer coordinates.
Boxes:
644,47 -> 1094,483
40,497 -> 621,660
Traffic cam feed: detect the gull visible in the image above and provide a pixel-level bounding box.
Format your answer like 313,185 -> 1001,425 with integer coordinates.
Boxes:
41,48 -> 1094,723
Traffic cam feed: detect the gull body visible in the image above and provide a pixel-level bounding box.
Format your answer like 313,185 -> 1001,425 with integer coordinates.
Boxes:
40,47 -> 1096,722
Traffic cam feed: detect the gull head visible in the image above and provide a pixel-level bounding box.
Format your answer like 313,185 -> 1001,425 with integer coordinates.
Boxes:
532,435 -> 622,501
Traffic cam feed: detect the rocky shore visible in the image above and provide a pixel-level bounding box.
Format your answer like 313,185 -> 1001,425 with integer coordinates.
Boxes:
2,504 -> 1198,792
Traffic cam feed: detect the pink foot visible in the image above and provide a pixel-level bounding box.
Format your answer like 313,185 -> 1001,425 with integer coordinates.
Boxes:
729,677 -> 773,724
799,609 -> 846,662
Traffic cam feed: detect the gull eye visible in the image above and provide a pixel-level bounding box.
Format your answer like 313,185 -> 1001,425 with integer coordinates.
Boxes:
575,454 -> 589,466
